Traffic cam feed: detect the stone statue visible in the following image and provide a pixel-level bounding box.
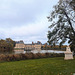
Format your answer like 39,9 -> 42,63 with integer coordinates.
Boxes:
64,46 -> 73,60
66,46 -> 71,52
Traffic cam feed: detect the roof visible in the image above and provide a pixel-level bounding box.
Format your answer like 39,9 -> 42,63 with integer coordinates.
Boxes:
25,44 -> 33,45
16,40 -> 24,44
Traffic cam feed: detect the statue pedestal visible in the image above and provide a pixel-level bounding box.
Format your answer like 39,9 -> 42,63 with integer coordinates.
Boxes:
64,46 -> 73,60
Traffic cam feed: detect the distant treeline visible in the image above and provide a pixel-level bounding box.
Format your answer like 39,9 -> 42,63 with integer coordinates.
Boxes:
41,44 -> 67,51
0,38 -> 15,53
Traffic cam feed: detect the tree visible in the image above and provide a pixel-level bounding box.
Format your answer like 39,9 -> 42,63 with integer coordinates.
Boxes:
0,39 -> 13,52
6,38 -> 16,47
47,0 -> 75,52
0,38 -> 15,53
69,0 -> 75,10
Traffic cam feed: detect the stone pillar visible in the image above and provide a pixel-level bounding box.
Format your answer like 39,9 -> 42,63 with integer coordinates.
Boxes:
64,46 -> 73,60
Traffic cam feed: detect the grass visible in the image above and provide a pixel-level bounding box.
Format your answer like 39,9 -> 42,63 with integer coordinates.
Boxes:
0,57 -> 75,75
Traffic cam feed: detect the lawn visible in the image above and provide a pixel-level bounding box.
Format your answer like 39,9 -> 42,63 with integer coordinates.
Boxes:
0,57 -> 75,75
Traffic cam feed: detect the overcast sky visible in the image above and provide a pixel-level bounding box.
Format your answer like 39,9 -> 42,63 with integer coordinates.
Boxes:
0,0 -> 59,44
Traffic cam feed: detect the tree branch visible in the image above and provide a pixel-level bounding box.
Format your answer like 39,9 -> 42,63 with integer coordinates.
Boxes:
63,9 -> 75,36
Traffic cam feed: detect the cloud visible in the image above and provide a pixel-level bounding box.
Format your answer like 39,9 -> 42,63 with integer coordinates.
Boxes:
0,0 -> 58,27
0,16 -> 49,43
0,0 -> 59,43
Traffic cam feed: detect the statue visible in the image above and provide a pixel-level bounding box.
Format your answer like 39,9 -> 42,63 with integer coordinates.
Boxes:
66,46 -> 71,52
64,46 -> 73,60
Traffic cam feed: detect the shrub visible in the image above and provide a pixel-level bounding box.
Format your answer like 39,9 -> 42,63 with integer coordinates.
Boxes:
0,54 -> 6,61
0,53 -> 64,62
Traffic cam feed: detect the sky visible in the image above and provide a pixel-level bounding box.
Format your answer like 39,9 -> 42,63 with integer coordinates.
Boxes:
0,0 -> 59,44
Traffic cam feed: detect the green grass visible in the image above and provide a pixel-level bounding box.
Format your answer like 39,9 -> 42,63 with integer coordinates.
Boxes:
0,57 -> 75,75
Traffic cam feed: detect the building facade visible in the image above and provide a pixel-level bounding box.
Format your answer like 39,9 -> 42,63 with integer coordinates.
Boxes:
14,40 -> 42,52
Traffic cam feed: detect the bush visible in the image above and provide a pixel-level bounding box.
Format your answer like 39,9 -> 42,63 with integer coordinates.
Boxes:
0,53 -> 64,62
0,54 -> 6,61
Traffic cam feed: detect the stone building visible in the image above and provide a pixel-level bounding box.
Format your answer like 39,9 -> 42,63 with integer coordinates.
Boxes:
35,44 -> 41,51
15,40 -> 25,49
14,40 -> 42,53
25,44 -> 35,50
